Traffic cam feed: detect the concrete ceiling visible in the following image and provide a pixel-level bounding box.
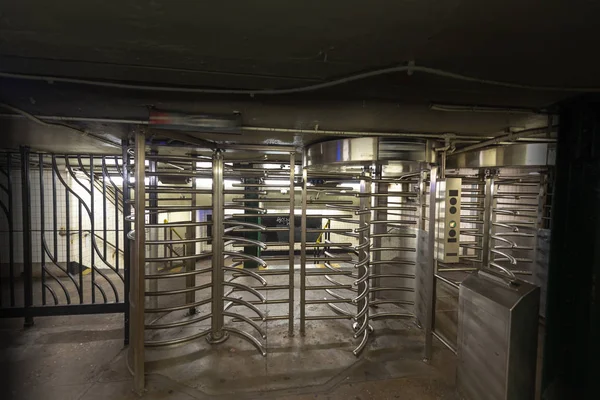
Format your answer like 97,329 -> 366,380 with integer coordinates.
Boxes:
0,0 -> 596,151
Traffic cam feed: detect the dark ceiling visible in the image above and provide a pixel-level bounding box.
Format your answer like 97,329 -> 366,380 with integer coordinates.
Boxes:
0,0 -> 597,151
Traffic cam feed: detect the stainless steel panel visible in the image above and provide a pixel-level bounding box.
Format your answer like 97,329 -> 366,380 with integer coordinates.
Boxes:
305,137 -> 430,171
436,178 -> 462,263
533,229 -> 551,318
447,143 -> 556,169
306,137 -> 379,168
458,270 -> 540,400
415,229 -> 431,324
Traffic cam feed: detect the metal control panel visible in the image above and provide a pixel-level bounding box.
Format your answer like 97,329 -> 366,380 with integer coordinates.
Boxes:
436,177 -> 461,263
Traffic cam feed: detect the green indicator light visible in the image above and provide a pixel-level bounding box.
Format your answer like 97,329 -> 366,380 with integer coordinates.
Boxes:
449,220 -> 457,228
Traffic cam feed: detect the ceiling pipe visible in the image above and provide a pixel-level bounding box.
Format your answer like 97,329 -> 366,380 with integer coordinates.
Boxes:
0,111 -> 555,144
450,126 -> 557,155
429,103 -> 550,114
0,103 -> 121,148
1,64 -> 600,94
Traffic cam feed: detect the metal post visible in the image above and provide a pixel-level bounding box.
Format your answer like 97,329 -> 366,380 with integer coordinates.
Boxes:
353,172 -> 372,356
7,153 -> 16,307
131,131 -> 146,394
370,164 -> 385,302
122,140 -> 131,346
20,146 -> 34,327
208,149 -> 228,343
186,160 -> 197,314
482,174 -> 495,268
423,165 -> 438,362
288,152 -> 295,335
148,151 -> 158,309
300,152 -> 307,335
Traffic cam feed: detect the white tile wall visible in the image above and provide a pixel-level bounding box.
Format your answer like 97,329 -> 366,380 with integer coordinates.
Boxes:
0,162 -> 125,270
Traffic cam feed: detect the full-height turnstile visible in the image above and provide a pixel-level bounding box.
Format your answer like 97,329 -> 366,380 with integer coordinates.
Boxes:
300,137 -> 436,356
423,143 -> 555,355
127,133 -> 297,392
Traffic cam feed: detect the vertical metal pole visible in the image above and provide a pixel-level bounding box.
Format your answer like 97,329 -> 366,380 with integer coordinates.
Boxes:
7,153 -> 16,307
208,150 -> 227,343
148,151 -> 158,310
122,141 -> 130,345
353,172 -> 372,356
90,156 -> 96,303
482,174 -> 495,268
39,154 -> 46,305
288,152 -> 295,335
299,153 -> 307,335
131,132 -> 146,394
186,160 -> 197,314
20,146 -> 34,327
423,165 -> 438,362
6,153 -> 15,307
370,164 -> 384,302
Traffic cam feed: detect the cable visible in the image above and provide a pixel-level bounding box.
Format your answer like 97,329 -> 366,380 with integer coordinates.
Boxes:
0,102 -> 121,148
1,63 -> 599,94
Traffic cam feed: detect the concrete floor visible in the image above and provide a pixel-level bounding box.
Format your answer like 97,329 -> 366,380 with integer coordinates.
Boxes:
0,258 -> 463,400
0,310 -> 459,400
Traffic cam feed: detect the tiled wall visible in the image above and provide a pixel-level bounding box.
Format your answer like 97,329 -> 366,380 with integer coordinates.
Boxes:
0,166 -> 124,271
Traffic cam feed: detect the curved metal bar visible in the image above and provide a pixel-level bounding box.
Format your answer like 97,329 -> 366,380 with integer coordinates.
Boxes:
145,329 -> 212,347
223,221 -> 267,231
494,232 -> 535,237
491,222 -> 519,232
354,240 -> 370,251
368,274 -> 415,280
145,282 -> 212,297
146,252 -> 213,262
491,249 -> 517,265
90,264 -> 119,302
353,284 -> 369,304
369,312 -> 413,320
146,268 -> 212,279
41,235 -> 81,298
145,297 -> 212,313
355,254 -> 370,268
53,157 -> 124,281
223,267 -> 267,286
488,262 -> 517,279
353,269 -> 371,286
492,235 -> 518,248
43,283 -> 59,305
353,318 -> 370,338
354,224 -> 370,233
223,312 -> 266,339
352,328 -> 370,356
64,156 -> 92,194
222,327 -> 267,357
323,262 -> 354,276
223,252 -> 267,267
224,205 -> 267,213
224,236 -> 268,250
146,313 -> 211,330
41,265 -> 71,304
327,302 -> 354,316
223,297 -> 265,320
102,157 -> 123,195
223,282 -> 266,303
94,281 -> 108,303
355,299 -> 369,320
325,289 -> 352,301
323,275 -> 356,291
